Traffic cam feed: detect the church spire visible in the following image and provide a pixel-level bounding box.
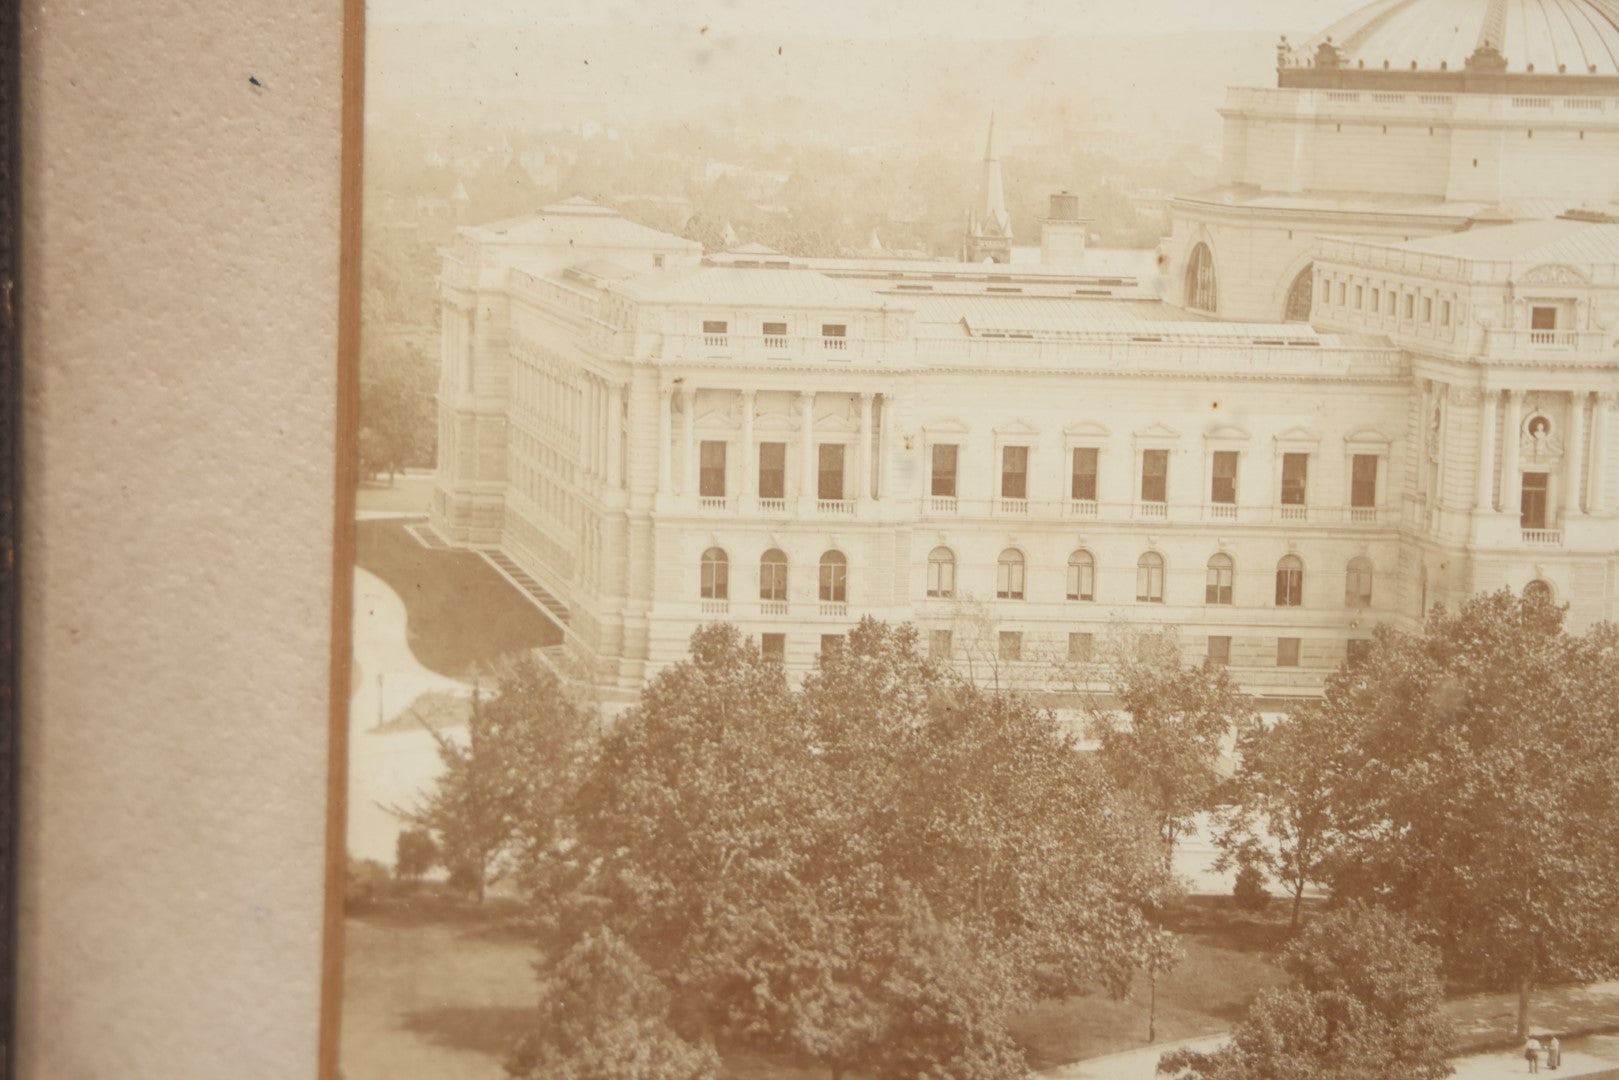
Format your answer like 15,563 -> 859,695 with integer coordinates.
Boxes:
980,112 -> 1010,238
965,112 -> 1013,263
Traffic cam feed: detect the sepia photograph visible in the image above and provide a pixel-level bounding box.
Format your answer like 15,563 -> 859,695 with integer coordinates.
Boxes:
337,1 -> 1619,1077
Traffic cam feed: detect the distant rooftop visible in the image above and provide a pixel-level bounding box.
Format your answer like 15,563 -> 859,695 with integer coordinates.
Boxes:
610,265 -> 887,309
466,197 -> 701,252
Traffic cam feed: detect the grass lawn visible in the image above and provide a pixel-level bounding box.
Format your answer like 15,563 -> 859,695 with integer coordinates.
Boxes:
355,519 -> 562,679
340,894 -> 1298,1080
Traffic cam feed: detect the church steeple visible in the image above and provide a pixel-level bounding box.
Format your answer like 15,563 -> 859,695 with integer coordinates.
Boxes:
965,112 -> 1013,263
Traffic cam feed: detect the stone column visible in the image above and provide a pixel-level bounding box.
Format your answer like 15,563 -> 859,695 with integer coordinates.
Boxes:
657,385 -> 673,494
857,392 -> 874,500
1567,391 -> 1588,515
1433,384 -> 1450,508
1502,390 -> 1524,515
1475,388 -> 1497,510
679,385 -> 696,495
607,383 -> 624,489
740,389 -> 756,498
1591,393 -> 1611,514
877,392 -> 892,500
799,391 -> 816,502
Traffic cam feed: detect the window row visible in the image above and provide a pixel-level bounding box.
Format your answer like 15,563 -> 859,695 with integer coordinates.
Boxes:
930,629 -> 1368,669
931,444 -> 1381,508
927,548 -> 1376,608
700,548 -> 847,603
1319,272 -> 1457,330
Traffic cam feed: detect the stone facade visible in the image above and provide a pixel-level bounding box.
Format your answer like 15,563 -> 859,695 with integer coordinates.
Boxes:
431,3 -> 1619,700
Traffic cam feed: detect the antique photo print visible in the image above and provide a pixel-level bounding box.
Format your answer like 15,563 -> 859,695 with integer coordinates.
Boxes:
338,1 -> 1619,1077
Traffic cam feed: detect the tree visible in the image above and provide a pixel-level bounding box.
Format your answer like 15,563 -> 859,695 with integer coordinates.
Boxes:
1091,628 -> 1257,864
358,333 -> 436,481
394,827 -> 438,882
1215,704 -> 1352,928
555,620 -> 1175,1080
1158,903 -> 1454,1080
506,930 -> 722,1080
1311,591 -> 1619,1036
400,655 -> 596,903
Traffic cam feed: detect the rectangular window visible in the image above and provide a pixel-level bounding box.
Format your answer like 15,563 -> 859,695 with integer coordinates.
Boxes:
702,320 -> 729,335
1211,450 -> 1238,504
758,442 -> 786,499
1207,635 -> 1231,668
1001,445 -> 1029,499
1069,632 -> 1093,662
931,443 -> 958,497
930,629 -> 953,660
1141,449 -> 1169,503
1351,454 -> 1378,507
1355,284 -> 1364,309
1319,279 -> 1330,303
761,633 -> 785,664
1423,296 -> 1433,323
761,557 -> 787,602
1404,293 -> 1415,319
818,443 -> 845,501
821,323 -> 846,338
999,631 -> 1023,662
1281,453 -> 1309,505
1370,287 -> 1381,312
653,254 -> 665,268
1531,306 -> 1557,331
1441,300 -> 1452,326
820,634 -> 843,657
1071,447 -> 1098,501
1521,472 -> 1549,529
762,321 -> 787,337
699,440 -> 727,497
1337,282 -> 1346,306
1277,638 -> 1301,667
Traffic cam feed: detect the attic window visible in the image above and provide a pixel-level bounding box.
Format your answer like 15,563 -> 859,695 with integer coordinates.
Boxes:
762,321 -> 787,337
703,320 -> 729,335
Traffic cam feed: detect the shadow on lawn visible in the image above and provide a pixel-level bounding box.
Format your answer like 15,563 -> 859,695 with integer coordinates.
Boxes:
402,1005 -> 532,1060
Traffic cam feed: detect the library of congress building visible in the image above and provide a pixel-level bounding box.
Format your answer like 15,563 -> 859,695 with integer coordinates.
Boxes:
428,0 -> 1619,700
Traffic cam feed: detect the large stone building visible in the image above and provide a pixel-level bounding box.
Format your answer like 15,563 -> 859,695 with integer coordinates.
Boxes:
429,0 -> 1619,700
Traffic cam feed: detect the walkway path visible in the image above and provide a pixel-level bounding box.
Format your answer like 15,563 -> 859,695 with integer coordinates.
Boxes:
1038,983 -> 1619,1079
347,565 -> 472,865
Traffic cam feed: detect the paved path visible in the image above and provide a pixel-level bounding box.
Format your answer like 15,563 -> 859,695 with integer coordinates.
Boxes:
1037,984 -> 1619,1079
346,565 -> 472,865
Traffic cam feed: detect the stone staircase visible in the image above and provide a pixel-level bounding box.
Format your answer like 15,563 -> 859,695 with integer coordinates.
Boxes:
478,548 -> 571,628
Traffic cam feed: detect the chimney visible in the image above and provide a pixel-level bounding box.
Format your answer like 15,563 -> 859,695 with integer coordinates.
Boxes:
1040,191 -> 1089,268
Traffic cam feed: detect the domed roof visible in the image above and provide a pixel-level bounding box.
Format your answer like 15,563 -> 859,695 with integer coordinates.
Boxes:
1288,0 -> 1619,78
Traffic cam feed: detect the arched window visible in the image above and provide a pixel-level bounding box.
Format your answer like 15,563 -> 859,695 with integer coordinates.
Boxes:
1067,550 -> 1095,601
1186,242 -> 1218,313
1345,557 -> 1374,608
1137,552 -> 1165,603
700,547 -> 729,600
996,549 -> 1025,600
1206,553 -> 1234,605
927,547 -> 956,599
819,550 -> 847,603
760,548 -> 788,602
1275,555 -> 1304,607
1284,265 -> 1314,322
1524,579 -> 1554,603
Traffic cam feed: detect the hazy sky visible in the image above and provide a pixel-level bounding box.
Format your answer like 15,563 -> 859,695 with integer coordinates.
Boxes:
370,0 -> 1356,40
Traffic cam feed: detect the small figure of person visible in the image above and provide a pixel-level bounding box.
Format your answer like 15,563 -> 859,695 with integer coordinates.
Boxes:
1526,1036 -> 1543,1073
1547,1035 -> 1561,1070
